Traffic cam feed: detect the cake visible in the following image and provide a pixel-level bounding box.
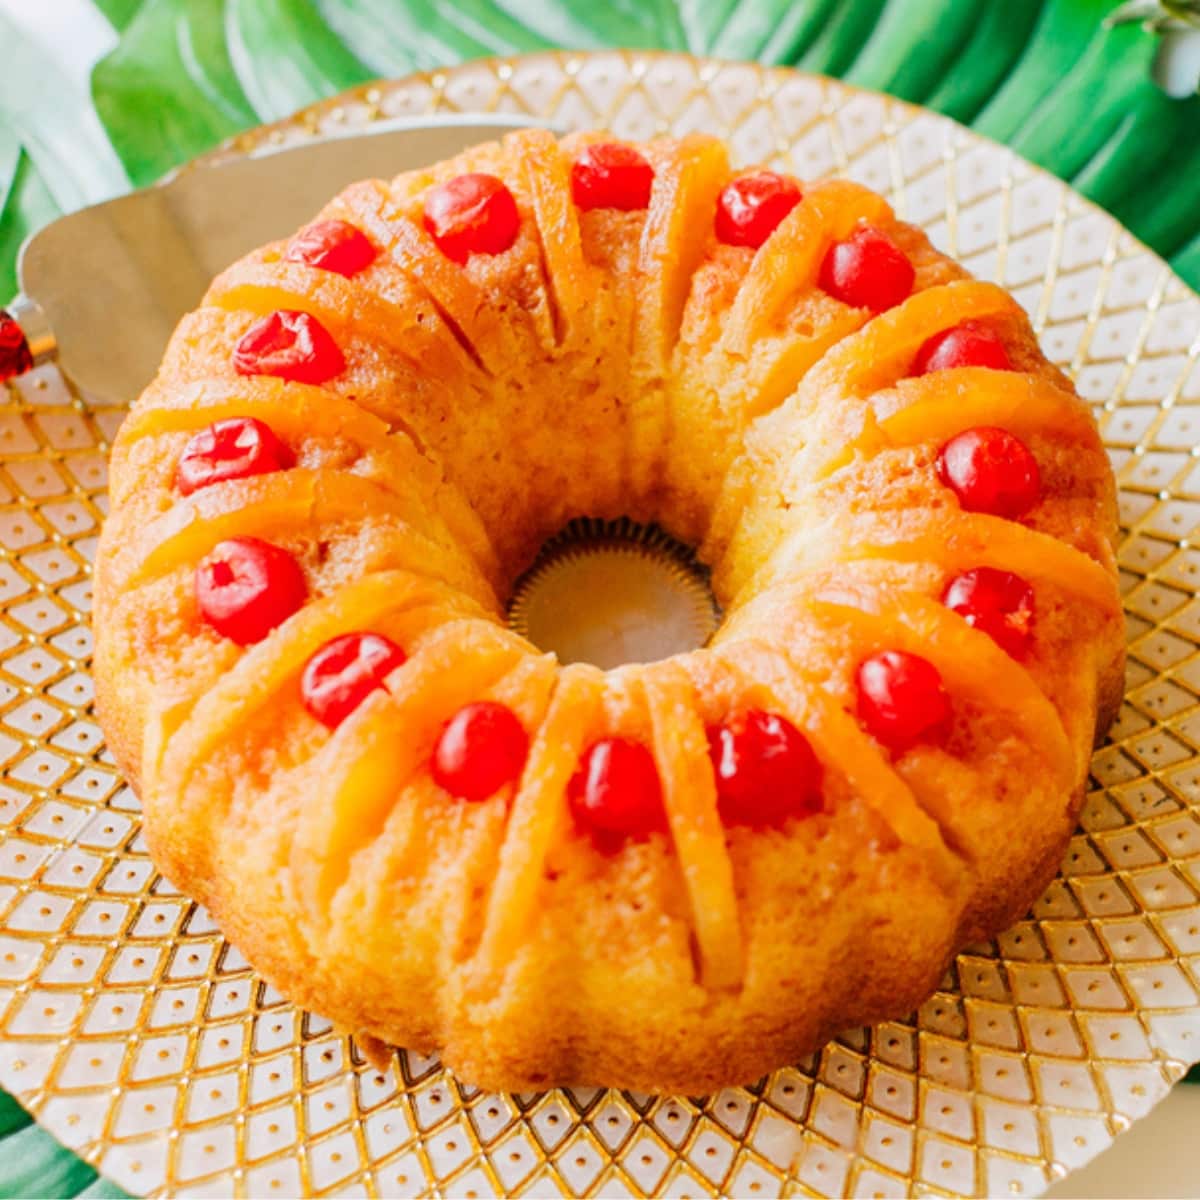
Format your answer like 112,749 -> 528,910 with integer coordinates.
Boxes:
92,129 -> 1125,1094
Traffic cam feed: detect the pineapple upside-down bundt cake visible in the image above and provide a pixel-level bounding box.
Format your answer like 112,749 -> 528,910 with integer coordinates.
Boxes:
92,129 -> 1124,1094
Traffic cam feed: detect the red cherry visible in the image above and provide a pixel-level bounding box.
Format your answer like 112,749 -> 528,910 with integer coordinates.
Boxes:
284,219 -> 377,277
176,417 -> 293,496
571,142 -> 655,211
943,567 -> 1036,658
233,310 -> 344,384
856,650 -> 951,753
423,173 -> 520,263
714,171 -> 803,249
818,226 -> 915,312
568,737 -> 666,850
913,321 -> 1014,374
0,310 -> 32,381
706,709 -> 823,828
937,426 -> 1041,518
195,537 -> 306,646
432,701 -> 529,801
300,632 -> 406,729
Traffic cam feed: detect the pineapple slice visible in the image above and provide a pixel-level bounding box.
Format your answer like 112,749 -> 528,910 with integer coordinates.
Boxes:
122,376 -> 389,446
643,661 -> 744,990
475,665 -> 602,973
117,470 -> 477,594
635,134 -> 729,381
759,510 -> 1119,605
514,127 -> 597,349
718,179 -> 890,358
807,372 -> 1101,484
789,279 -> 1028,402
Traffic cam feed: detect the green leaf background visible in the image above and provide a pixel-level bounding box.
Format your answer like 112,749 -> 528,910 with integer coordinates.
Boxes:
0,0 -> 1199,1194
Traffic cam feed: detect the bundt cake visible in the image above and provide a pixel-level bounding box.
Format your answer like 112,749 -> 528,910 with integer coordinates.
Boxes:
92,128 -> 1125,1094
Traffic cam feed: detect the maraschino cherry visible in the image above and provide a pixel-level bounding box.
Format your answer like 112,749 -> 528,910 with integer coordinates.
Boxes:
707,708 -> 823,828
714,172 -> 802,248
856,650 -> 950,753
176,417 -> 293,496
571,143 -> 655,211
943,568 -> 1036,658
568,737 -> 666,850
913,321 -> 1013,374
233,310 -> 344,384
819,226 -> 914,312
433,701 -> 529,801
423,174 -> 520,263
195,537 -> 306,646
0,311 -> 32,381
300,632 -> 406,729
284,220 -> 377,277
937,426 -> 1040,518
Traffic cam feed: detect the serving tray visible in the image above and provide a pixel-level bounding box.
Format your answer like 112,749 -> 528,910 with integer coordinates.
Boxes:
0,51 -> 1199,1199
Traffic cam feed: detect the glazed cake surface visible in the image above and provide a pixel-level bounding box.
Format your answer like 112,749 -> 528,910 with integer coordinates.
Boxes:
92,129 -> 1124,1093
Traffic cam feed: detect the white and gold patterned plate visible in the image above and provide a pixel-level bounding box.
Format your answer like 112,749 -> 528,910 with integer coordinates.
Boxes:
0,50 -> 1199,1199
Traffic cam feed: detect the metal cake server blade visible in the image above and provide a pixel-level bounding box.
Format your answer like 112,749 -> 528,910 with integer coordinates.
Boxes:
2,115 -> 538,406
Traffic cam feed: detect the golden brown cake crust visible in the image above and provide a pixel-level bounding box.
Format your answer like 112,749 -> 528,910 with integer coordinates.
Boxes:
92,130 -> 1124,1094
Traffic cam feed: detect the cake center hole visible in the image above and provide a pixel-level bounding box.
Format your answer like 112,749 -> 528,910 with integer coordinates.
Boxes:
507,518 -> 721,670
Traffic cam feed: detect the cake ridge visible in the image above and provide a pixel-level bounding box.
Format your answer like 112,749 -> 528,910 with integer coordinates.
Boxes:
711,636 -> 966,881
153,573 -> 485,803
334,180 -> 499,378
290,619 -> 535,928
111,376 -> 504,591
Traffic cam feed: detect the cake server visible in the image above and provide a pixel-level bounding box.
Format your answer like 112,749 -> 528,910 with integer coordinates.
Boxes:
0,115 -> 535,406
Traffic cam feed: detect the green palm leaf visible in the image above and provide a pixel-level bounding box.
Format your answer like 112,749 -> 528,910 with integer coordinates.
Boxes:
91,0 -> 257,186
0,14 -> 127,210
91,0 -> 143,30
75,0 -> 1200,297
0,8 -> 128,298
708,0 -> 843,62
0,1093 -> 111,1198
225,0 -> 372,119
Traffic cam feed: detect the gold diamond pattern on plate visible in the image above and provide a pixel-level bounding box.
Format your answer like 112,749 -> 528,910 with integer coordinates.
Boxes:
0,50 -> 1198,1199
